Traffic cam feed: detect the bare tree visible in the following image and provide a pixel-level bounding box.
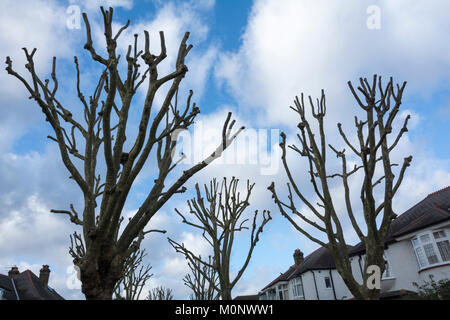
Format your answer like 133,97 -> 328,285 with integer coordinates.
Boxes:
184,256 -> 219,300
147,286 -> 174,300
113,229 -> 167,300
5,7 -> 243,300
268,75 -> 412,300
169,177 -> 272,300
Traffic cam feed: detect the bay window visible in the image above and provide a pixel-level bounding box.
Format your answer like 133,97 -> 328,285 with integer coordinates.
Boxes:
412,228 -> 450,269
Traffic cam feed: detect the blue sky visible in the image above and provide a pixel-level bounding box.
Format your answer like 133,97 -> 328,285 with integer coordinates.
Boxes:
0,0 -> 449,300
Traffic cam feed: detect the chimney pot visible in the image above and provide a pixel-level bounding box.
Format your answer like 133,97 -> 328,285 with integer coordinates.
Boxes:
293,249 -> 304,266
39,265 -> 51,288
8,266 -> 20,278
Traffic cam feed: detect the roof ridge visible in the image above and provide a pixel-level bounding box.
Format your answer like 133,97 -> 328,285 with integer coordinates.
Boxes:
396,186 -> 450,222
427,186 -> 450,198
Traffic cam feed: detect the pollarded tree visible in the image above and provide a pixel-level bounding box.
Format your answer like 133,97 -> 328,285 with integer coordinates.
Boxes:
268,75 -> 412,300
5,7 -> 243,300
169,177 -> 272,300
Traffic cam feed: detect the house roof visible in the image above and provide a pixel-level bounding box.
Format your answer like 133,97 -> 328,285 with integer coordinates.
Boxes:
261,246 -> 353,291
287,246 -> 349,280
0,270 -> 64,300
350,186 -> 450,255
0,274 -> 18,300
261,265 -> 297,291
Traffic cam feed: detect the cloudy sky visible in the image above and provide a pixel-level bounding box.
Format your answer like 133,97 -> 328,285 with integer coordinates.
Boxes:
0,0 -> 449,300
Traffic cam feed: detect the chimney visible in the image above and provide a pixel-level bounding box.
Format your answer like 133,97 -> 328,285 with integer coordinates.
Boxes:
39,265 -> 51,288
8,266 -> 20,278
293,249 -> 304,266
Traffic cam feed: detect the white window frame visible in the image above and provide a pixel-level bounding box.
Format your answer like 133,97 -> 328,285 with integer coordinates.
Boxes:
277,283 -> 289,300
292,277 -> 304,298
266,288 -> 277,300
412,228 -> 450,271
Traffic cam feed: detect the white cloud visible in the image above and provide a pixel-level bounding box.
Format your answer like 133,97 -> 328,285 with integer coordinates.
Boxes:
109,1 -> 212,104
0,189 -> 76,248
0,0 -> 77,96
215,0 -> 450,127
210,0 -> 450,290
190,0 -> 215,11
69,0 -> 134,11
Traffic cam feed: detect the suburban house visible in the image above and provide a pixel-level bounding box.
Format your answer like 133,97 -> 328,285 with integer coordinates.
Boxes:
0,265 -> 64,300
259,186 -> 450,300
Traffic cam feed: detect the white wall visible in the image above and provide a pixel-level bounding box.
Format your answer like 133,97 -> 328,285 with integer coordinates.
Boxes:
384,239 -> 421,292
330,269 -> 353,300
286,269 -> 353,300
300,272 -> 316,300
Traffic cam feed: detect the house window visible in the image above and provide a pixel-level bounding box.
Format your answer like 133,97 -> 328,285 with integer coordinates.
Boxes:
382,254 -> 393,278
292,278 -> 304,298
278,284 -> 289,300
434,231 -> 450,261
324,276 -> 332,289
412,229 -> 450,269
263,288 -> 277,300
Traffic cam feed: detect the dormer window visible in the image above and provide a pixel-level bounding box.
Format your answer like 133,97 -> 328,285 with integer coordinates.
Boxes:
412,229 -> 450,270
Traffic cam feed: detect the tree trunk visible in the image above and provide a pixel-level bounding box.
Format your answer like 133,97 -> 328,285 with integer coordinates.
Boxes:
79,252 -> 123,300
221,289 -> 232,300
361,242 -> 385,300
84,286 -> 115,300
81,269 -> 116,300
